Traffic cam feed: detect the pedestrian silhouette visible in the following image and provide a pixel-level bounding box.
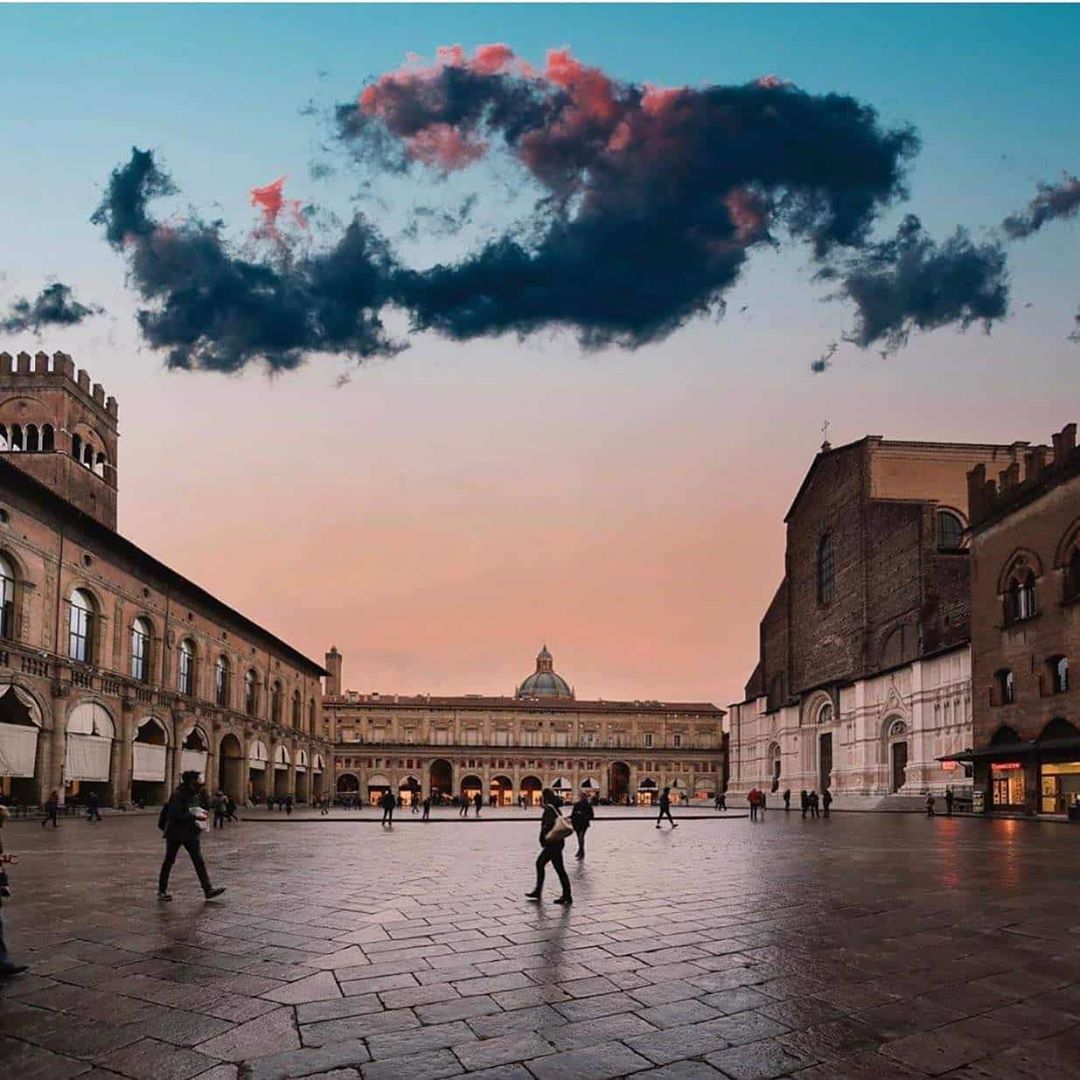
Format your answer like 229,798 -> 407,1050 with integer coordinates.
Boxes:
656,786 -> 678,828
86,791 -> 102,823
474,792 -> 483,817
822,789 -> 832,818
41,790 -> 59,828
783,788 -> 791,812
157,772 -> 224,901
379,789 -> 395,826
526,789 -> 572,905
570,791 -> 594,859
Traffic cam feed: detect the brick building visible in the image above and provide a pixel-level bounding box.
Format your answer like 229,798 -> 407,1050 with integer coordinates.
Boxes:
0,350 -> 329,807
728,435 -> 1027,803
325,645 -> 726,806
963,422 -> 1080,814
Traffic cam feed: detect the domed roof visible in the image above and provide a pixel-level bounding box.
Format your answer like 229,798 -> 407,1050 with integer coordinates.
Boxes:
516,645 -> 574,699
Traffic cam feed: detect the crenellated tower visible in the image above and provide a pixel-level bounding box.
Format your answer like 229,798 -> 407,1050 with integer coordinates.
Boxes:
0,350 -> 119,529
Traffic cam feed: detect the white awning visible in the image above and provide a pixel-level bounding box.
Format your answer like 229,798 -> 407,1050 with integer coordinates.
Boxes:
367,773 -> 390,788
133,743 -> 167,782
180,749 -> 208,778
638,778 -> 658,789
249,739 -> 269,769
580,777 -> 599,789
66,733 -> 111,782
551,777 -> 571,790
313,754 -> 325,773
0,722 -> 38,778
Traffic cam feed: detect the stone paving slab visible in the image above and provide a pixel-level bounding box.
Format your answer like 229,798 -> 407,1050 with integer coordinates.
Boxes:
2,812 -> 1080,1078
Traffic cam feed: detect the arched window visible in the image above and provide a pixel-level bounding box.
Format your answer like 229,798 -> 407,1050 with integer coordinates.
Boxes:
41,424 -> 54,452
9,424 -> 22,452
937,510 -> 965,551
1005,568 -> 1037,624
0,553 -> 16,640
215,656 -> 230,707
817,534 -> 834,605
71,433 -> 82,463
994,668 -> 1014,706
271,680 -> 282,725
244,669 -> 258,716
68,588 -> 95,662
1066,547 -> 1080,603
817,700 -> 834,725
25,425 -> 39,453
130,617 -> 152,682
292,689 -> 302,727
94,452 -> 106,478
82,443 -> 94,468
178,639 -> 195,696
0,423 -> 7,450
1047,656 -> 1069,695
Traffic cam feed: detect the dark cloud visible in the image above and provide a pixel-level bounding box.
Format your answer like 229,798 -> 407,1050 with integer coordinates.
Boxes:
92,148 -> 403,372
832,215 -> 1009,352
0,281 -> 103,334
342,46 -> 918,348
810,341 -> 838,374
1002,174 -> 1080,239
401,194 -> 478,241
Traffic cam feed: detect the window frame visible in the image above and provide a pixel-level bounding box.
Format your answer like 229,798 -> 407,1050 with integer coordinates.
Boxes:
68,589 -> 94,664
817,533 -> 835,606
0,553 -> 16,640
177,639 -> 195,697
130,617 -> 151,683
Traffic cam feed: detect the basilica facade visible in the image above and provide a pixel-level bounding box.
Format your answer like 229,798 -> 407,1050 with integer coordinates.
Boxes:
325,646 -> 727,805
0,350 -> 330,806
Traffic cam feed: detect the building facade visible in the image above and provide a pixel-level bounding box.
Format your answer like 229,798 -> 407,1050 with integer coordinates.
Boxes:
728,436 -> 1029,803
326,646 -> 726,805
965,422 -> 1080,814
0,350 -> 330,806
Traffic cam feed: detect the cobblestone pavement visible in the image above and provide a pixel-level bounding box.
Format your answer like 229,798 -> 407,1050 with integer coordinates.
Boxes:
3,808 -> 1080,1080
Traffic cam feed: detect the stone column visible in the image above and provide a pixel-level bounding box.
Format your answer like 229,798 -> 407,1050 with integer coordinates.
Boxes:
170,711 -> 185,791
116,700 -> 134,807
287,743 -> 298,799
49,683 -> 69,804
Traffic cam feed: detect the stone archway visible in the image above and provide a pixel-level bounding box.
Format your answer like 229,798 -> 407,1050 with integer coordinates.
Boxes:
336,773 -> 359,794
460,774 -> 482,802
0,682 -> 45,805
429,759 -> 453,802
490,774 -> 513,806
218,734 -> 244,803
520,775 -> 542,807
608,761 -> 630,805
132,716 -> 169,805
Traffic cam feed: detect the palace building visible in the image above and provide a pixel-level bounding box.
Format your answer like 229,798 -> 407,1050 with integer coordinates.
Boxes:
0,350 -> 330,807
959,423 -> 1080,814
727,435 -> 1029,805
325,645 -> 726,806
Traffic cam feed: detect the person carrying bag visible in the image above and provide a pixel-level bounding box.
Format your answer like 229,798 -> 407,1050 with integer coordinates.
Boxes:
526,789 -> 573,905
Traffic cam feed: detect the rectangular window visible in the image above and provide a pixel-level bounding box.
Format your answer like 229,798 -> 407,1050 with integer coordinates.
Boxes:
215,667 -> 228,706
644,733 -> 653,748
69,606 -> 92,663
673,734 -> 682,748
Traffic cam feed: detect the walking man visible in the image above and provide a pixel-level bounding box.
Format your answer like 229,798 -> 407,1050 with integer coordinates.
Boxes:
526,789 -> 572,905
783,788 -> 791,812
656,786 -> 678,829
473,791 -> 483,818
86,791 -> 102,823
760,791 -> 767,818
411,792 -> 421,814
570,791 -> 594,859
379,789 -> 395,827
717,789 -> 727,810
945,786 -> 954,816
41,790 -> 59,828
926,793 -> 936,817
809,790 -> 820,818
422,794 -> 431,821
822,789 -> 832,818
800,789 -> 809,819
157,772 -> 225,901
748,788 -> 759,821
212,790 -> 226,830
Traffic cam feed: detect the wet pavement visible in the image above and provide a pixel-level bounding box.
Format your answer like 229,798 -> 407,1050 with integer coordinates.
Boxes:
2,806 -> 1080,1079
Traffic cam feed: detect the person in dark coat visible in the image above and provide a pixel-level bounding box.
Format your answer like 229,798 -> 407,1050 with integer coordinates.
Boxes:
945,786 -> 954,815
800,789 -> 809,819
656,786 -> 678,829
783,788 -> 791,812
86,791 -> 102,823
473,792 -> 483,818
526,789 -> 572,904
157,772 -> 224,901
422,795 -> 431,821
570,792 -> 594,859
212,791 -> 227,830
809,790 -> 820,818
284,794 -> 293,816
379,789 -> 395,826
822,789 -> 833,818
41,790 -> 59,828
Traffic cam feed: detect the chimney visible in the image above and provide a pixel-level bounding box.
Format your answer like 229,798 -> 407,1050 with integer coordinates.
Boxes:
1051,422 -> 1077,465
324,646 -> 343,697
967,464 -> 988,523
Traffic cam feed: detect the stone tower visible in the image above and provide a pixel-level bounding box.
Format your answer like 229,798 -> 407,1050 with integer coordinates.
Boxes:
325,646 -> 343,697
0,350 -> 119,530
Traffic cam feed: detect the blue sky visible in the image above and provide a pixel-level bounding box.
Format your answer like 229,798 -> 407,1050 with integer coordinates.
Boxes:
1,5 -> 1078,702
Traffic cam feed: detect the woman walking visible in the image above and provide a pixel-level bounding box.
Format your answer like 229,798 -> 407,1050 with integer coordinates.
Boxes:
656,786 -> 678,829
526,789 -> 572,905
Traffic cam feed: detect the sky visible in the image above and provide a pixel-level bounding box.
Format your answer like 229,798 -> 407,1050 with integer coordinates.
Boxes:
1,4 -> 1078,707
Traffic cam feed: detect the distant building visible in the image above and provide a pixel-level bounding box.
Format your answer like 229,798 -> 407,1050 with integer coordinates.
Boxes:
325,645 -> 726,806
728,435 -> 1028,803
0,350 -> 329,806
963,422 -> 1080,814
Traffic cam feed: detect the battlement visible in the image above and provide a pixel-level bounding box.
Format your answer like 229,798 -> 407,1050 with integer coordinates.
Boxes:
968,423 -> 1077,529
0,349 -> 118,418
